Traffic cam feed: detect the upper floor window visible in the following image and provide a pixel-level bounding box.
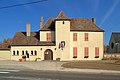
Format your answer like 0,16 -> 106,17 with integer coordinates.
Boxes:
73,33 -> 77,41
84,47 -> 89,58
85,33 -> 88,41
46,33 -> 51,41
95,47 -> 99,58
73,47 -> 77,58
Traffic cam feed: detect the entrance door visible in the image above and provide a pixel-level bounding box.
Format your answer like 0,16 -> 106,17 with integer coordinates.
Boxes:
44,49 -> 53,60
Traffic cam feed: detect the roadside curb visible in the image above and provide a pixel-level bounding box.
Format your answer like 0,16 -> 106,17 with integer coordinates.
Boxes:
58,68 -> 120,74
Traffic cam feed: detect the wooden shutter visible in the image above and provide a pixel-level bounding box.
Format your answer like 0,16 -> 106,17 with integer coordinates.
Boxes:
95,47 -> 99,57
85,33 -> 88,41
46,33 -> 51,41
73,33 -> 77,41
84,47 -> 89,57
73,47 -> 77,57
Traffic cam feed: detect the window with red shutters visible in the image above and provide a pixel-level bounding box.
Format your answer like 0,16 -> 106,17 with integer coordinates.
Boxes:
73,33 -> 77,41
84,33 -> 88,41
73,47 -> 77,58
46,33 -> 51,41
95,47 -> 99,58
84,47 -> 89,58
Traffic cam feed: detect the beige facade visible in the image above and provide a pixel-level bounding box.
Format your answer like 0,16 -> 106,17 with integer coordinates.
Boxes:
0,49 -> 10,60
70,32 -> 104,60
10,11 -> 104,61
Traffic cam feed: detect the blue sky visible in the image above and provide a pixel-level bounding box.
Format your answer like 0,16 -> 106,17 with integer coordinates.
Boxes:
0,0 -> 120,45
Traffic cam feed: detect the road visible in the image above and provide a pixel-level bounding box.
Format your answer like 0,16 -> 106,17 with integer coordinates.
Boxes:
0,69 -> 120,80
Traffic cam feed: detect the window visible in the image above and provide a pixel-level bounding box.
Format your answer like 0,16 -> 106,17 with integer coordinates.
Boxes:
84,47 -> 89,58
26,51 -> 28,54
63,21 -> 65,24
17,50 -> 19,55
111,42 -> 114,49
34,50 -> 37,55
46,33 -> 51,41
85,33 -> 88,41
95,47 -> 99,58
31,51 -> 33,55
73,33 -> 77,41
13,51 -> 15,55
22,51 -> 24,55
73,47 -> 77,58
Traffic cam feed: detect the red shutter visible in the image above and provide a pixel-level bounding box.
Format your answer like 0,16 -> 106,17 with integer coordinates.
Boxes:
73,33 -> 77,41
84,47 -> 89,56
46,33 -> 51,41
85,33 -> 88,41
95,47 -> 99,56
73,47 -> 77,57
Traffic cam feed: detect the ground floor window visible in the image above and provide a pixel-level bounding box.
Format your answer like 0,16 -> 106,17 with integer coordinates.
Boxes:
13,51 -> 15,55
73,47 -> 77,58
17,50 -> 19,55
31,51 -> 33,55
12,50 -> 19,56
34,50 -> 37,55
95,47 -> 99,58
84,47 -> 89,58
22,51 -> 24,55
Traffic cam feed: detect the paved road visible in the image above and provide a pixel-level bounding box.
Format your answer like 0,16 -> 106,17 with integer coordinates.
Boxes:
0,69 -> 120,80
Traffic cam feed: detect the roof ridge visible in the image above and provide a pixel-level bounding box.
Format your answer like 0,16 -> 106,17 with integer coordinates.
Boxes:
57,10 -> 68,19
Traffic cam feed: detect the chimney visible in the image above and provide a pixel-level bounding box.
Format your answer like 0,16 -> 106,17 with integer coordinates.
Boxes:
92,18 -> 96,24
40,16 -> 44,28
26,23 -> 30,36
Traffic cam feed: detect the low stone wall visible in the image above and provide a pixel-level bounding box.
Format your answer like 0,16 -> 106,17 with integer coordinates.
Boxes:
0,49 -> 10,60
104,53 -> 120,60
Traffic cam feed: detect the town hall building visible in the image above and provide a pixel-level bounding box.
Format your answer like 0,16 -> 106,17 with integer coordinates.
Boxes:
11,11 -> 104,61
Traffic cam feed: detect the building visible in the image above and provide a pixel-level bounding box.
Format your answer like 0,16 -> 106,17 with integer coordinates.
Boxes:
108,32 -> 120,53
11,11 -> 104,61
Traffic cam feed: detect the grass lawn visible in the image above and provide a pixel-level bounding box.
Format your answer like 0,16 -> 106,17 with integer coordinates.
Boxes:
62,60 -> 120,71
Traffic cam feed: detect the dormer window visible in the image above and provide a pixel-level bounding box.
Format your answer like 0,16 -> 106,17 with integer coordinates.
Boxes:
62,21 -> 65,24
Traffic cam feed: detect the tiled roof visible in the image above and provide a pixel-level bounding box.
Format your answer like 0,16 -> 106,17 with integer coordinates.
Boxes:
11,32 -> 55,46
70,18 -> 104,31
40,18 -> 55,31
40,11 -> 104,32
40,18 -> 104,32
12,32 -> 39,46
111,32 -> 120,43
0,42 -> 10,49
57,10 -> 68,19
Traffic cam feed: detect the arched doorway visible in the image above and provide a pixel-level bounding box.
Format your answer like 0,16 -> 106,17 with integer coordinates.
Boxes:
44,49 -> 53,60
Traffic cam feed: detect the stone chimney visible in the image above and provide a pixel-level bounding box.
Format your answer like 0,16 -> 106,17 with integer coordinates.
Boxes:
92,18 -> 96,24
26,23 -> 30,36
40,16 -> 44,28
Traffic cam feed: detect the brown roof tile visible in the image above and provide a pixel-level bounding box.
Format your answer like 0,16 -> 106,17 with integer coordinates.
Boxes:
57,10 -> 68,19
40,18 -> 104,32
40,11 -> 104,32
12,32 -> 55,46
